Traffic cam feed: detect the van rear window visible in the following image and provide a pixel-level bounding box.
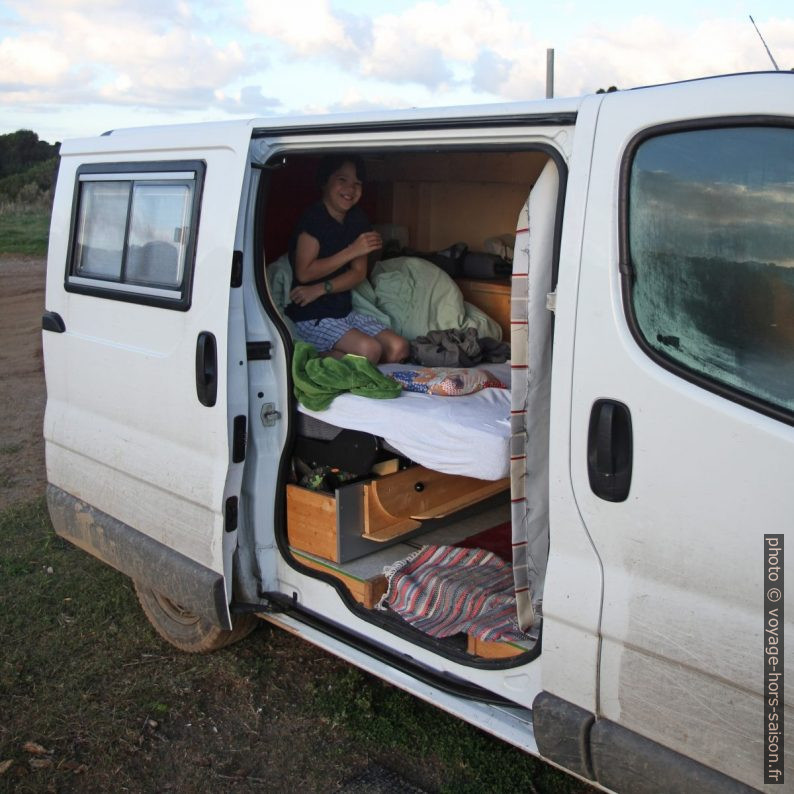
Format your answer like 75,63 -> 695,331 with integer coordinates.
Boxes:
66,161 -> 204,310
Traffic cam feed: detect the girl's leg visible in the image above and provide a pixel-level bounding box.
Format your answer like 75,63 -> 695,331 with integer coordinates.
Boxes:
375,330 -> 409,363
333,329 -> 383,365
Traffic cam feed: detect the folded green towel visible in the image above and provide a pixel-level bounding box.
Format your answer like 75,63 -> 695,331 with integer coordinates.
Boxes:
292,342 -> 402,411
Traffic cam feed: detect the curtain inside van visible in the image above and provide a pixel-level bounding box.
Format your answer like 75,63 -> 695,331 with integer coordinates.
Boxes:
510,160 -> 558,630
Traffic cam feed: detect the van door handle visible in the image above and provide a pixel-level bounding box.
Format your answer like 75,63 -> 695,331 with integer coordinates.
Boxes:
587,399 -> 632,502
195,331 -> 217,407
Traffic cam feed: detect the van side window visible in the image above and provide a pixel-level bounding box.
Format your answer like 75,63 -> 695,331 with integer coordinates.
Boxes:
66,161 -> 205,310
626,125 -> 794,418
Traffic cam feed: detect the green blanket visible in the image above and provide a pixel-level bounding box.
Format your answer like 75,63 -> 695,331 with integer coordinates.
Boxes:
371,257 -> 502,341
292,342 -> 402,411
265,253 -> 502,341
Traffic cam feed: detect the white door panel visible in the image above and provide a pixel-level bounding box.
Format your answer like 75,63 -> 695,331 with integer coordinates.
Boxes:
44,125 -> 253,606
571,74 -> 794,788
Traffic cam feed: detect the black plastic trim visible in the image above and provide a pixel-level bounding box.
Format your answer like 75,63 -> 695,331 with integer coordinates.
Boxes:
532,692 -> 595,780
63,160 -> 206,312
195,331 -> 217,407
619,116 -> 794,428
533,692 -> 757,792
47,484 -> 231,630
224,496 -> 238,533
42,311 -> 66,333
586,399 -> 633,503
253,111 -> 577,138
232,415 -> 247,463
246,340 -> 272,361
230,249 -> 243,288
590,718 -> 757,794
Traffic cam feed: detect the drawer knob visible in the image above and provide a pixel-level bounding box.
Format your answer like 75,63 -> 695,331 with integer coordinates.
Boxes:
414,482 -> 425,492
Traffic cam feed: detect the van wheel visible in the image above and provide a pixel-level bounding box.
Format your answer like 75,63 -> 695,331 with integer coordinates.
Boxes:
134,583 -> 257,653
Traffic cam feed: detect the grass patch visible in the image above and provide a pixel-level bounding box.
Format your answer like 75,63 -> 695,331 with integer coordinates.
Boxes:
0,500 -> 591,792
0,207 -> 50,256
0,443 -> 23,456
312,668 -> 589,793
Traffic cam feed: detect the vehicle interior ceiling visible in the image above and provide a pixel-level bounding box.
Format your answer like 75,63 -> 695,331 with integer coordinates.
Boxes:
262,148 -> 550,663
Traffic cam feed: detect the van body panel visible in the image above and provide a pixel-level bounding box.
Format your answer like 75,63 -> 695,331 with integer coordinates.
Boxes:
47,484 -> 229,627
570,74 -> 794,786
542,93 -> 605,715
44,125 -> 254,624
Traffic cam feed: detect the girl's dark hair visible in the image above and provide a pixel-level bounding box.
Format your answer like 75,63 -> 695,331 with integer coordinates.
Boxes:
317,153 -> 366,188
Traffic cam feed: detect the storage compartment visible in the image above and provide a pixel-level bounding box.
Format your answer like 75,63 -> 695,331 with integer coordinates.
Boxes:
286,467 -> 510,564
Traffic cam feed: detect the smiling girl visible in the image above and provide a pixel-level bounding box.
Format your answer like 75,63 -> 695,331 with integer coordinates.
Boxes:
285,154 -> 409,365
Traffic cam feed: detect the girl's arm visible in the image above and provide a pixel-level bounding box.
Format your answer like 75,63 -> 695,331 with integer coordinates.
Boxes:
293,230 -> 381,283
289,256 -> 368,308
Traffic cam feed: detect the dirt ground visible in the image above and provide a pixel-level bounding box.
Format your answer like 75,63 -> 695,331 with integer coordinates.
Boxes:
0,255 -> 47,512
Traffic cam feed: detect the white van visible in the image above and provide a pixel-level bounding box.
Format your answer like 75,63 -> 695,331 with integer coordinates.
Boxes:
43,72 -> 793,793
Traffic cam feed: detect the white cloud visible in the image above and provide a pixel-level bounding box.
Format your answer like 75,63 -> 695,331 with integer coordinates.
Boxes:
0,0 -> 255,110
213,85 -> 281,115
247,0 -> 356,56
478,17 -> 794,99
0,35 -> 72,88
247,0 -> 527,90
247,1 -> 794,101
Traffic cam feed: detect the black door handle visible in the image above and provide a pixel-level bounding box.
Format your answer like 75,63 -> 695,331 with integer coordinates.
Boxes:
195,331 -> 217,407
42,311 -> 66,333
587,399 -> 632,502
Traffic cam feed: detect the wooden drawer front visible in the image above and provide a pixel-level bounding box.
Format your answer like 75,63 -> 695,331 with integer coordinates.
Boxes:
286,471 -> 510,563
456,278 -> 511,340
286,485 -> 337,561
364,467 -> 509,541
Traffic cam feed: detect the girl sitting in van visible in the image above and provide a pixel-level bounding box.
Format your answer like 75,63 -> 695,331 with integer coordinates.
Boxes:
286,154 -> 409,365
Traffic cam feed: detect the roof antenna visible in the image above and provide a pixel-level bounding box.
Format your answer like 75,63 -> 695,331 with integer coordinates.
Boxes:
749,15 -> 780,71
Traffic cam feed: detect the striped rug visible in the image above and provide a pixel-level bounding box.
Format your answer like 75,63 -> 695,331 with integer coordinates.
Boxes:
378,545 -> 530,642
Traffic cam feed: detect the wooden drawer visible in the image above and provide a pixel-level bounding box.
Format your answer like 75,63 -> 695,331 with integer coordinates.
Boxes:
287,467 -> 509,564
455,277 -> 511,340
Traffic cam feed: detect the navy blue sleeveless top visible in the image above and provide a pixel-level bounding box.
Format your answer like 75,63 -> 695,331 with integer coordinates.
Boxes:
285,203 -> 370,322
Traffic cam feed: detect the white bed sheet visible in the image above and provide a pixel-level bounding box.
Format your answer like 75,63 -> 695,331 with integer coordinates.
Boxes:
298,363 -> 512,481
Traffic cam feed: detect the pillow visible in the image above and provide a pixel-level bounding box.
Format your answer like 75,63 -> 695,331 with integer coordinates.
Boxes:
390,367 -> 505,396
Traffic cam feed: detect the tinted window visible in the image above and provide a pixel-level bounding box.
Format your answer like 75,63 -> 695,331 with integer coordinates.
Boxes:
628,126 -> 794,414
67,162 -> 204,310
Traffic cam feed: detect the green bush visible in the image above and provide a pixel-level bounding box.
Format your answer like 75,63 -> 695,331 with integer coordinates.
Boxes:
0,157 -> 58,208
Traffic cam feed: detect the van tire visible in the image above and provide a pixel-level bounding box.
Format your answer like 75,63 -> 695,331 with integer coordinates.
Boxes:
134,583 -> 258,653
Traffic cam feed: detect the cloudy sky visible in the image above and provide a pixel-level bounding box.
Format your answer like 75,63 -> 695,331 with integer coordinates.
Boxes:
1,0 -> 792,144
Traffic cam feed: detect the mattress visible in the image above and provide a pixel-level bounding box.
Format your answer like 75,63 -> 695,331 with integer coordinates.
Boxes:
297,363 -> 512,481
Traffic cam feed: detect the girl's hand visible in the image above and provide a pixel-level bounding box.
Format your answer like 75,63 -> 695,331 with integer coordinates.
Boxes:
348,231 -> 382,259
290,282 -> 325,307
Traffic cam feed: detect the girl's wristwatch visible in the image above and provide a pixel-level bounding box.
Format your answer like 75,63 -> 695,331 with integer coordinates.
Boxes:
323,280 -> 333,294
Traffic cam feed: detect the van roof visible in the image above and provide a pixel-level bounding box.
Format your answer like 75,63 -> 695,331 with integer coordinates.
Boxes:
91,94 -> 585,142
62,71 -> 791,151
